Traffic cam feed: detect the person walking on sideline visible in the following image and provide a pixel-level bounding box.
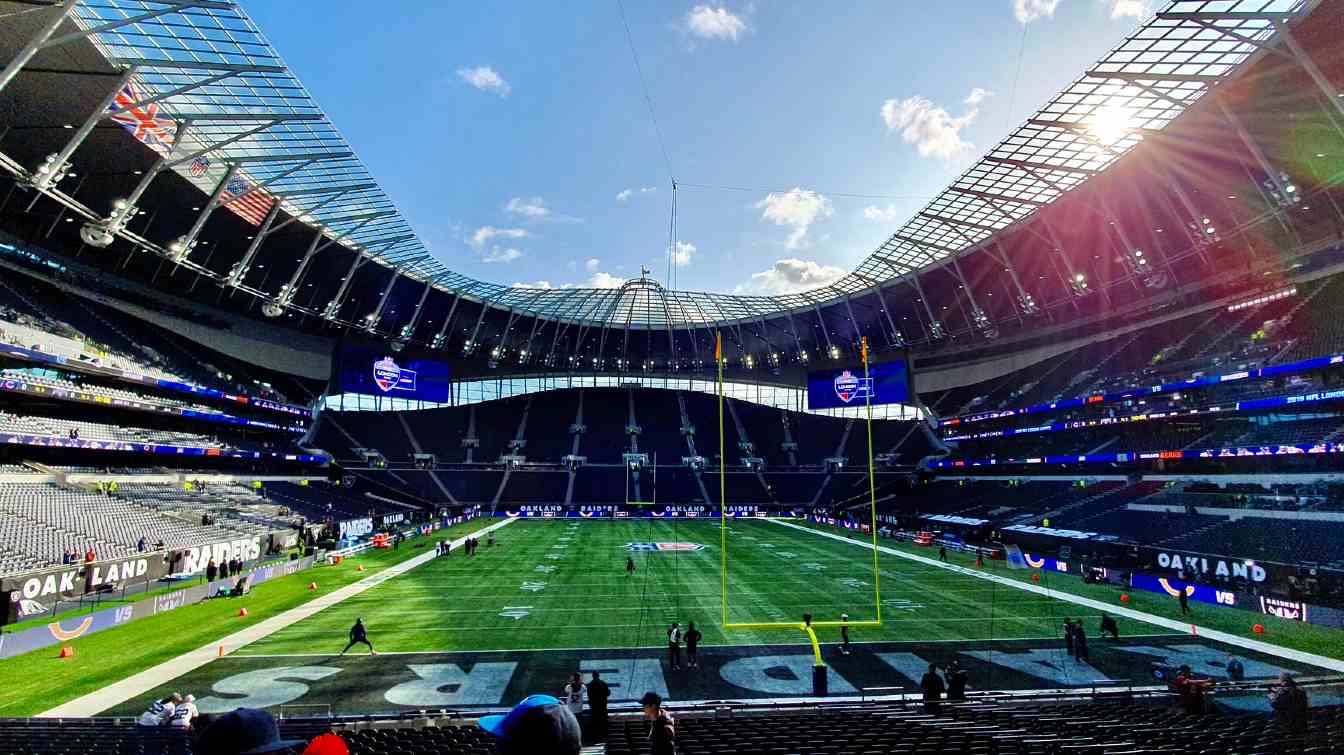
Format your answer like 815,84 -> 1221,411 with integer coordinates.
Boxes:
626,555 -> 636,577
1178,585 -> 1190,615
667,622 -> 683,671
340,617 -> 377,655
587,671 -> 611,744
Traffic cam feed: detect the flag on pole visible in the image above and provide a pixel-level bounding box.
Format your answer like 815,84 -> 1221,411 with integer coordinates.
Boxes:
714,332 -> 722,364
107,82 -> 177,156
220,174 -> 277,226
861,336 -> 869,365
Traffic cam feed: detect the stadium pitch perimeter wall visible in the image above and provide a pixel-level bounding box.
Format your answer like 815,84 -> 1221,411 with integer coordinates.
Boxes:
0,555 -> 318,660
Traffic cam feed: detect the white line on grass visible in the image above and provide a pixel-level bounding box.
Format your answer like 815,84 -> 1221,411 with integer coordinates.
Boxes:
769,519 -> 1344,672
38,518 -> 517,718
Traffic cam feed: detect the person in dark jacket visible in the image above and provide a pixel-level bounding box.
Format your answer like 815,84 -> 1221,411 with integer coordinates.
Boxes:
340,618 -> 376,655
642,692 -> 676,755
1063,618 -> 1076,657
920,664 -> 945,710
206,559 -> 218,583
1099,612 -> 1120,641
945,660 -> 968,701
1073,623 -> 1090,662
684,622 -> 702,669
1269,673 -> 1309,734
586,671 -> 611,744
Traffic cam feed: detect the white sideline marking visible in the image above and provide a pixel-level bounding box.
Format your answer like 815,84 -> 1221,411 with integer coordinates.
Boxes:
768,519 -> 1344,672
39,518 -> 516,718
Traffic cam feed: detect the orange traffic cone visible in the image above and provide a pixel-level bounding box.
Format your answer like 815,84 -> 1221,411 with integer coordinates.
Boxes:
238,607 -> 248,617
308,582 -> 318,590
58,645 -> 75,659
356,565 -> 365,572
218,645 -> 225,657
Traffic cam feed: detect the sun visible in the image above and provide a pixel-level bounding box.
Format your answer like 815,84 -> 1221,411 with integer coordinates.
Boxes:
1089,104 -> 1135,146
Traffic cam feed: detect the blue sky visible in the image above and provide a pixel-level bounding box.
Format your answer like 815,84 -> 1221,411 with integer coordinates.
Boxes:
246,1 -> 1151,295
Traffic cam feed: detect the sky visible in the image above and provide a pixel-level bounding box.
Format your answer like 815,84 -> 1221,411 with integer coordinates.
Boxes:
245,0 -> 1154,296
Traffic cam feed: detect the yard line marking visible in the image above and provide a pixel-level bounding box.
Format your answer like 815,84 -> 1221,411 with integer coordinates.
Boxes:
230,633 -> 1185,658
38,518 -> 517,718
770,519 -> 1344,672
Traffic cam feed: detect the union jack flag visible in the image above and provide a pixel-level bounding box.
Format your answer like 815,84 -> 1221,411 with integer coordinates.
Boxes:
188,156 -> 211,177
220,174 -> 277,226
107,83 -> 177,155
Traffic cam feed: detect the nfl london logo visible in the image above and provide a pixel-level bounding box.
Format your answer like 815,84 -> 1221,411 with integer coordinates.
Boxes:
372,357 -> 402,393
833,370 -> 861,403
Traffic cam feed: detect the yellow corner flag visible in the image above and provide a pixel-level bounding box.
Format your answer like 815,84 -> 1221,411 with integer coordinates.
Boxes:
715,331 -> 722,363
861,335 -> 869,365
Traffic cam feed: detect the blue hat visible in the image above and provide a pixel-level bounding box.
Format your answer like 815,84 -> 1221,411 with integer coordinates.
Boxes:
478,695 -> 580,755
194,708 -> 307,755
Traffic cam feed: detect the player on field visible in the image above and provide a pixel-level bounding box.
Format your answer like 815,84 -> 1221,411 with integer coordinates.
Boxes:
839,613 -> 851,655
138,693 -> 181,727
340,617 -> 377,655
626,555 -> 636,577
169,695 -> 197,730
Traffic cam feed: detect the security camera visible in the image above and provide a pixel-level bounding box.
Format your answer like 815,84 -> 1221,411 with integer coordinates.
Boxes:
80,223 -> 115,248
261,301 -> 283,318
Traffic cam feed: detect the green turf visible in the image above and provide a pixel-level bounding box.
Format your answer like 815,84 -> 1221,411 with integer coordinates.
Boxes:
792,519 -> 1344,661
0,518 -> 498,717
237,518 -> 1167,656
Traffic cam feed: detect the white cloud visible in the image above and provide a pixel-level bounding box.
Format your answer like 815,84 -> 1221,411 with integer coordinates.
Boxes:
469,226 -> 528,249
456,65 -> 511,97
512,280 -> 555,289
1106,0 -> 1145,18
586,271 -> 624,288
862,204 -> 900,222
686,5 -> 747,41
481,247 -> 522,264
754,188 -> 833,250
1013,0 -> 1061,24
881,88 -> 990,160
585,257 -> 601,273
616,186 -> 657,203
668,241 -> 696,267
734,258 -> 847,295
504,196 -> 550,219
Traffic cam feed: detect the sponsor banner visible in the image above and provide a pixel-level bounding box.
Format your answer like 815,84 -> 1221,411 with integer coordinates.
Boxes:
929,441 -> 1344,468
1153,551 -> 1268,583
924,514 -> 990,527
0,342 -> 311,418
1,554 -> 169,617
338,518 -> 374,539
170,536 -> 263,576
379,513 -> 406,527
0,430 -> 325,462
0,555 -> 316,658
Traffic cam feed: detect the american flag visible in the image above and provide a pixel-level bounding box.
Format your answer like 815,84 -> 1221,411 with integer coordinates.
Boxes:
188,156 -> 211,177
220,174 -> 276,226
107,83 -> 176,155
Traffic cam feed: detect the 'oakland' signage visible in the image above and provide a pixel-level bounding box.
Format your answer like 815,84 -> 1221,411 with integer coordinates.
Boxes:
1156,552 -> 1267,582
2,555 -> 165,601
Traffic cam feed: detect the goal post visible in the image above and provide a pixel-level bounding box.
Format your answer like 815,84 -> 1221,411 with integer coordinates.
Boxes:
717,333 -> 883,666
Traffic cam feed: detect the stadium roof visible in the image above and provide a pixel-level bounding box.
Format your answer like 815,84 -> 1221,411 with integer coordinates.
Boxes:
1,0 -> 1323,329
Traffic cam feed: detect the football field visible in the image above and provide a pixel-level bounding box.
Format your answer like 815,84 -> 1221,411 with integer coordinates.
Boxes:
96,518 -> 1333,716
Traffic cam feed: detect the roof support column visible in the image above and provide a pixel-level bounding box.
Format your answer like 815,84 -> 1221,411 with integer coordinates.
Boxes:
323,253 -> 370,321
168,163 -> 238,262
431,294 -> 462,350
1216,97 -> 1301,245
30,66 -> 137,191
226,202 -> 283,287
813,305 -> 836,356
876,288 -> 903,347
465,304 -> 491,355
907,275 -> 943,340
1274,23 -> 1344,124
0,0 -> 77,95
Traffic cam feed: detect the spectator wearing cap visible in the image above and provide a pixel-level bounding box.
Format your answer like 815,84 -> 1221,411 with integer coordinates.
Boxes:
478,694 -> 581,755
641,692 -> 676,755
192,708 -> 307,755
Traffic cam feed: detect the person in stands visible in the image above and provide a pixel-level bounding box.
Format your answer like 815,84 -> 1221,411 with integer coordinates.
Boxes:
84,546 -> 95,563
340,617 -> 376,656
1099,612 -> 1120,641
137,693 -> 181,727
193,708 -> 307,755
1226,654 -> 1245,681
945,659 -> 968,701
586,671 -> 611,744
561,672 -> 586,739
1173,664 -> 1212,714
168,694 -> 197,731
642,692 -> 676,755
1269,673 -> 1309,734
478,694 -> 581,755
921,663 -> 945,710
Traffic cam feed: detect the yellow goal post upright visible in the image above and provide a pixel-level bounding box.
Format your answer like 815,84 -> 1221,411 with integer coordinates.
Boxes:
717,332 -> 883,671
